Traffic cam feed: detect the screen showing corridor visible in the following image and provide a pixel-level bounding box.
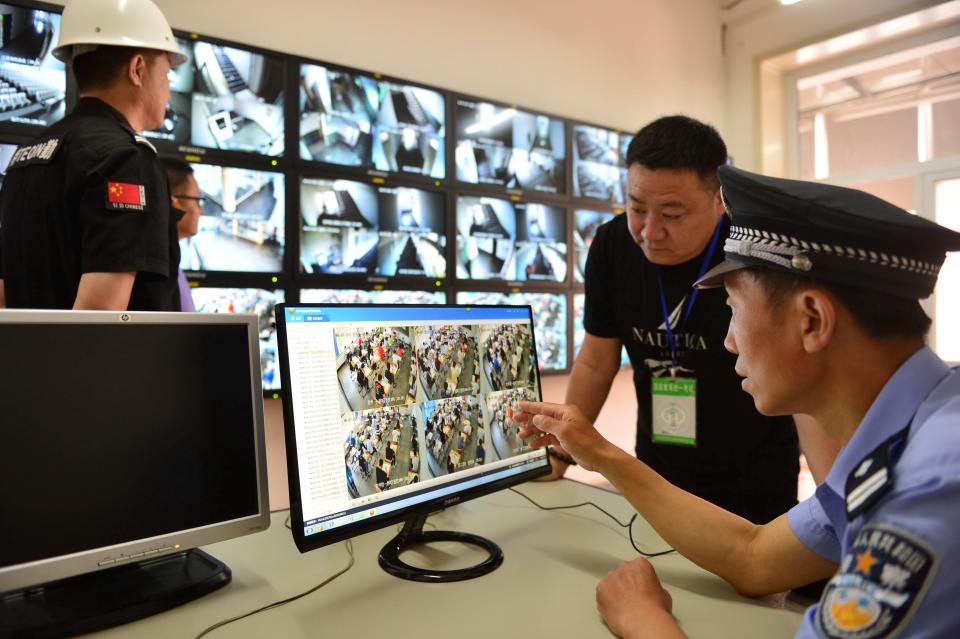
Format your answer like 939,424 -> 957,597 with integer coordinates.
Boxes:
278,304 -> 549,541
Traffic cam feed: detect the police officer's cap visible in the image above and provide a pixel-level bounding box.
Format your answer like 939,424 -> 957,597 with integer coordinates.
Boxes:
695,165 -> 960,300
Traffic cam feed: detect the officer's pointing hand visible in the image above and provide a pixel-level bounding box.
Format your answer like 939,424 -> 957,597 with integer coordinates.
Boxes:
516,401 -> 612,472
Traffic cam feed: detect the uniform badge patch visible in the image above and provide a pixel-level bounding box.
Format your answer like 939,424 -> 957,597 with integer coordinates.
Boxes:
106,182 -> 147,211
817,523 -> 937,639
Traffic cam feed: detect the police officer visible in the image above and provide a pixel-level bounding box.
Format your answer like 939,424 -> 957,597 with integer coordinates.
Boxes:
0,0 -> 187,311
518,165 -> 960,639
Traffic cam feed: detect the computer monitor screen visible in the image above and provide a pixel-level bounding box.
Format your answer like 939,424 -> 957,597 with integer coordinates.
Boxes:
455,99 -> 565,193
573,209 -> 617,282
299,63 -> 445,178
572,124 -> 631,204
573,292 -> 629,366
143,38 -> 285,156
300,177 -> 446,278
0,4 -> 65,128
456,196 -> 566,282
456,291 -> 568,371
180,162 -> 285,274
277,304 -> 549,578
190,287 -> 284,393
0,311 -> 269,633
300,288 -> 446,305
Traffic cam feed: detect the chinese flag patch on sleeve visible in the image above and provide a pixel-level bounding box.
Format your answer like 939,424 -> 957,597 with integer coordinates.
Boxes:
106,181 -> 146,211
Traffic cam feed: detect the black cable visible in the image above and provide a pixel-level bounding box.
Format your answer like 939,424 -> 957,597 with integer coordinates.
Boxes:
194,538 -> 355,639
509,487 -> 675,558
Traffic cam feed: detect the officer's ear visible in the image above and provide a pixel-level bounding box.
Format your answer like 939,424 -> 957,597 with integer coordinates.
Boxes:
126,51 -> 155,88
793,287 -> 836,355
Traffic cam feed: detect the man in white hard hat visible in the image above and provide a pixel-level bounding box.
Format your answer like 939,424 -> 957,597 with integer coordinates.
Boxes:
0,0 -> 188,310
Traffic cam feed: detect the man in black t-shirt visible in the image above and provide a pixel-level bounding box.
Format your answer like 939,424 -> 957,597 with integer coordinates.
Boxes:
0,0 -> 187,311
546,116 -> 838,524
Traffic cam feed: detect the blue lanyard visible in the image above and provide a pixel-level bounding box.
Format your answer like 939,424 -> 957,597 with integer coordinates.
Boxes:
655,219 -> 724,368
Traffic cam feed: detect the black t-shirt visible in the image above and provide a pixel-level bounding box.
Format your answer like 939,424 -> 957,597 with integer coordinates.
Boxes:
0,98 -> 180,311
584,214 -> 798,523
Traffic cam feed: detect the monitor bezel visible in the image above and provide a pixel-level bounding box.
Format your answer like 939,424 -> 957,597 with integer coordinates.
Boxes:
276,302 -> 551,552
141,29 -> 289,168
0,310 -> 271,594
451,92 -> 570,200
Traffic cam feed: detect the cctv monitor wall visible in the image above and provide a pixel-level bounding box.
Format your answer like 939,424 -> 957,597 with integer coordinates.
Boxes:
300,288 -> 446,305
299,63 -> 445,178
276,304 -> 549,580
456,291 -> 568,371
573,209 -> 617,283
190,287 -> 285,393
0,3 -> 65,128
180,162 -> 285,274
572,124 -> 631,204
143,37 -> 285,157
455,99 -> 566,193
456,195 -> 567,282
300,177 -> 446,279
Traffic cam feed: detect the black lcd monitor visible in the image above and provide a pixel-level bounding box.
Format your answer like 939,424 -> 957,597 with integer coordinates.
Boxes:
277,304 -> 550,582
299,63 -> 445,178
0,3 -> 65,129
190,286 -> 284,394
573,209 -> 617,282
0,311 -> 270,637
142,37 -> 285,156
456,195 -> 566,282
180,162 -> 285,274
456,291 -> 568,371
572,124 -> 631,204
299,288 -> 446,305
455,99 -> 566,193
300,176 -> 446,279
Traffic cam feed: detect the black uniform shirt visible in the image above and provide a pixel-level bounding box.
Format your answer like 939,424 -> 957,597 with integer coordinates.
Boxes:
0,97 -> 180,311
584,214 -> 799,524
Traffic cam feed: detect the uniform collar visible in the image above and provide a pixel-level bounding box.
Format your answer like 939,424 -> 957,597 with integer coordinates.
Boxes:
825,346 -> 950,496
72,97 -> 138,136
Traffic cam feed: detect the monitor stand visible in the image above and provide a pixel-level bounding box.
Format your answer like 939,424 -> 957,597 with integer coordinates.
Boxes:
0,549 -> 230,638
378,511 -> 503,582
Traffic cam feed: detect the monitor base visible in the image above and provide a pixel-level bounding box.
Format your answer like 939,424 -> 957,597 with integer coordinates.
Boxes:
0,549 -> 231,638
378,512 -> 503,582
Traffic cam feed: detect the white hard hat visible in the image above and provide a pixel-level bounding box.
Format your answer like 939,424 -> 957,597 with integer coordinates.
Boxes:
53,0 -> 188,66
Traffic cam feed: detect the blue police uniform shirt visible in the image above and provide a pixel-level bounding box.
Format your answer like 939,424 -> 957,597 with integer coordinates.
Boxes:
787,346 -> 960,638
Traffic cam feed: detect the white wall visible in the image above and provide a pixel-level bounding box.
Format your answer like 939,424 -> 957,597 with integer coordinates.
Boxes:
52,0 -> 726,132
723,0 -> 946,170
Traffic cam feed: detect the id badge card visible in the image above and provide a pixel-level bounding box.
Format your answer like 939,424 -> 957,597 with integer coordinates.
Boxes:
651,377 -> 697,446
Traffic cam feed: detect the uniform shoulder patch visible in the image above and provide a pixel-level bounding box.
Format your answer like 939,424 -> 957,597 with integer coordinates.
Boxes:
106,181 -> 147,212
133,135 -> 158,155
817,523 -> 938,639
5,137 -> 63,170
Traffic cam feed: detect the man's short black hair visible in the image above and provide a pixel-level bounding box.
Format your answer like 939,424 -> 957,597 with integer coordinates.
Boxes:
72,46 -> 160,93
625,115 -> 727,190
745,267 -> 932,342
162,158 -> 194,195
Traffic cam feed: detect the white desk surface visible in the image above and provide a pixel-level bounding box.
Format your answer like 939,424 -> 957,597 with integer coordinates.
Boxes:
91,480 -> 807,638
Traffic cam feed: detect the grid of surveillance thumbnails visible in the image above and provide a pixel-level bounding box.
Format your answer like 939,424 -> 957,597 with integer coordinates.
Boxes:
336,319 -> 538,503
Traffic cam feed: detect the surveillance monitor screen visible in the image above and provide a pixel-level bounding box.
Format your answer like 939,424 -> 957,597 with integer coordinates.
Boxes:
456,196 -> 566,282
300,177 -> 445,279
300,289 -> 446,305
574,209 -> 617,283
299,63 -> 445,178
455,99 -> 565,193
143,38 -> 285,156
456,291 -> 567,371
573,124 -> 631,204
191,287 -> 284,392
0,5 -> 65,127
277,304 -> 548,546
180,163 -> 285,274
